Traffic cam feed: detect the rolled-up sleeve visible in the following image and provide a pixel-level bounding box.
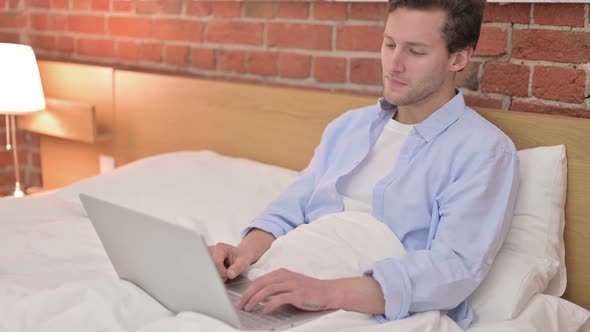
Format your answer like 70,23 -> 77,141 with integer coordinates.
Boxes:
241,166 -> 316,239
369,150 -> 520,322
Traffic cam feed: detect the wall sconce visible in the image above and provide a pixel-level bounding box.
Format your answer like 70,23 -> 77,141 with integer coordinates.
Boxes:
0,43 -> 46,197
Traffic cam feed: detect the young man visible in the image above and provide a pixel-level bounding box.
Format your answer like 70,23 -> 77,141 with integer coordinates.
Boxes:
209,0 -> 519,329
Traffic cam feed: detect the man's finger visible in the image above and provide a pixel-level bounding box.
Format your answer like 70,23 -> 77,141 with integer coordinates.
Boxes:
262,293 -> 293,314
244,282 -> 291,312
238,270 -> 287,309
238,275 -> 274,309
226,254 -> 250,279
211,246 -> 229,279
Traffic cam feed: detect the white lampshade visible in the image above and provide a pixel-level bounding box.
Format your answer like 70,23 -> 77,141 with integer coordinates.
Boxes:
0,43 -> 46,114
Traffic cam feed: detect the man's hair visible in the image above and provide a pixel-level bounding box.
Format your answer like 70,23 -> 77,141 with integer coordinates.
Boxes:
388,0 -> 486,53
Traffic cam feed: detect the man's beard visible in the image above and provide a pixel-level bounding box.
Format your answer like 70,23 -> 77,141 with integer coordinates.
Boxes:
385,76 -> 445,106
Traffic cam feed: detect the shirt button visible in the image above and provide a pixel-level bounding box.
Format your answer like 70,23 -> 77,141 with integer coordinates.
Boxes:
487,258 -> 494,265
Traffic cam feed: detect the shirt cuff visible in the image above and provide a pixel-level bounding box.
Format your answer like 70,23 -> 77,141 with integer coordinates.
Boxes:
240,219 -> 290,240
369,257 -> 413,322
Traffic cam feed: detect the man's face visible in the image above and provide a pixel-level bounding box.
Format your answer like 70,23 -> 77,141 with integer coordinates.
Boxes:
381,8 -> 454,107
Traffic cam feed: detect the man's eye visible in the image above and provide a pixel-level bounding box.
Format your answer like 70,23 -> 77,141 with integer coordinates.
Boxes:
409,49 -> 425,56
385,43 -> 395,48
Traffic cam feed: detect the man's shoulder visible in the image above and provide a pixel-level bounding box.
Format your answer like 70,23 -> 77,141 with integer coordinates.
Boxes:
453,107 -> 517,156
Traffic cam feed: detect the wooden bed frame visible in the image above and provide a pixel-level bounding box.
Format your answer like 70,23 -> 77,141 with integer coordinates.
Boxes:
25,60 -> 590,311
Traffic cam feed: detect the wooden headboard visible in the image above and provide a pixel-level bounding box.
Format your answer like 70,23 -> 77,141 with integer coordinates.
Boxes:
29,61 -> 590,311
112,70 -> 374,170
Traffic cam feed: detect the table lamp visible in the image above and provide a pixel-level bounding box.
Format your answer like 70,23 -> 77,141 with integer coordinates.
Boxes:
0,43 -> 46,197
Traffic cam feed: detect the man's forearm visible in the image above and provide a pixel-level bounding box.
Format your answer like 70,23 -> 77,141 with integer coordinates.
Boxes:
238,229 -> 276,264
328,276 -> 385,315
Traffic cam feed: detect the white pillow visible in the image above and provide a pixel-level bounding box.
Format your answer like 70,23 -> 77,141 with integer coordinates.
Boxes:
248,211 -> 405,280
469,144 -> 567,323
56,150 -> 298,245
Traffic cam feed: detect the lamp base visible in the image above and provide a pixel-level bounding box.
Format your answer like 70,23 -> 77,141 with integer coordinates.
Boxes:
12,182 -> 26,197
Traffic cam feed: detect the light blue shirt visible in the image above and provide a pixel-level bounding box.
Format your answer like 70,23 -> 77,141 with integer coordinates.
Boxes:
242,91 -> 520,329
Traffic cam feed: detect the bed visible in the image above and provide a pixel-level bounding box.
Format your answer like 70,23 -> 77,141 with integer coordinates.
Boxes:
0,61 -> 589,331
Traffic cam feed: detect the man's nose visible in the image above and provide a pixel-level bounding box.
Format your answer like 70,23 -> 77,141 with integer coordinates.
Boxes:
388,49 -> 405,72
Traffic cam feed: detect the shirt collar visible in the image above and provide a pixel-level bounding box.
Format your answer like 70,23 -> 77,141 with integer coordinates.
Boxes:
377,90 -> 466,142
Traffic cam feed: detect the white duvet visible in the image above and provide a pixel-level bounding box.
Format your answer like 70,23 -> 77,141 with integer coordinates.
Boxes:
0,151 -> 588,332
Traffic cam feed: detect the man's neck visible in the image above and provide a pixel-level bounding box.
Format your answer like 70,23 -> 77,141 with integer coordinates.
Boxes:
394,86 -> 457,125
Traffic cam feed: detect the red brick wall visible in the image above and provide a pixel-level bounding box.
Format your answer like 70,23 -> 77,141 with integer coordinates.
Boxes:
464,3 -> 590,116
0,1 -> 589,195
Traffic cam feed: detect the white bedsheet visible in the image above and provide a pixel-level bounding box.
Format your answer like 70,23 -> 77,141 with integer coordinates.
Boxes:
0,151 -> 588,332
2,279 -> 586,332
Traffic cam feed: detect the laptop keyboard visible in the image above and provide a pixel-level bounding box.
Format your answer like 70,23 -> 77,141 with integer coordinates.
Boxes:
227,292 -> 294,329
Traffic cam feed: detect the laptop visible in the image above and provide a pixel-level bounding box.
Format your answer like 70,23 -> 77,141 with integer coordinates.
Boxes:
79,194 -> 331,331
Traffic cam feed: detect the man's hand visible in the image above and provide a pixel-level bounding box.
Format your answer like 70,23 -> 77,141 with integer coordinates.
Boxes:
238,269 -> 386,316
208,229 -> 276,282
238,268 -> 336,314
208,243 -> 254,281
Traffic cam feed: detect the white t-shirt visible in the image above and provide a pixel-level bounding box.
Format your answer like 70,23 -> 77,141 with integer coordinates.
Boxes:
336,118 -> 414,213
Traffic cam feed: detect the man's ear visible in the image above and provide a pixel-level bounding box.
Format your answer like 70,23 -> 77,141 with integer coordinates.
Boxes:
450,48 -> 474,72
